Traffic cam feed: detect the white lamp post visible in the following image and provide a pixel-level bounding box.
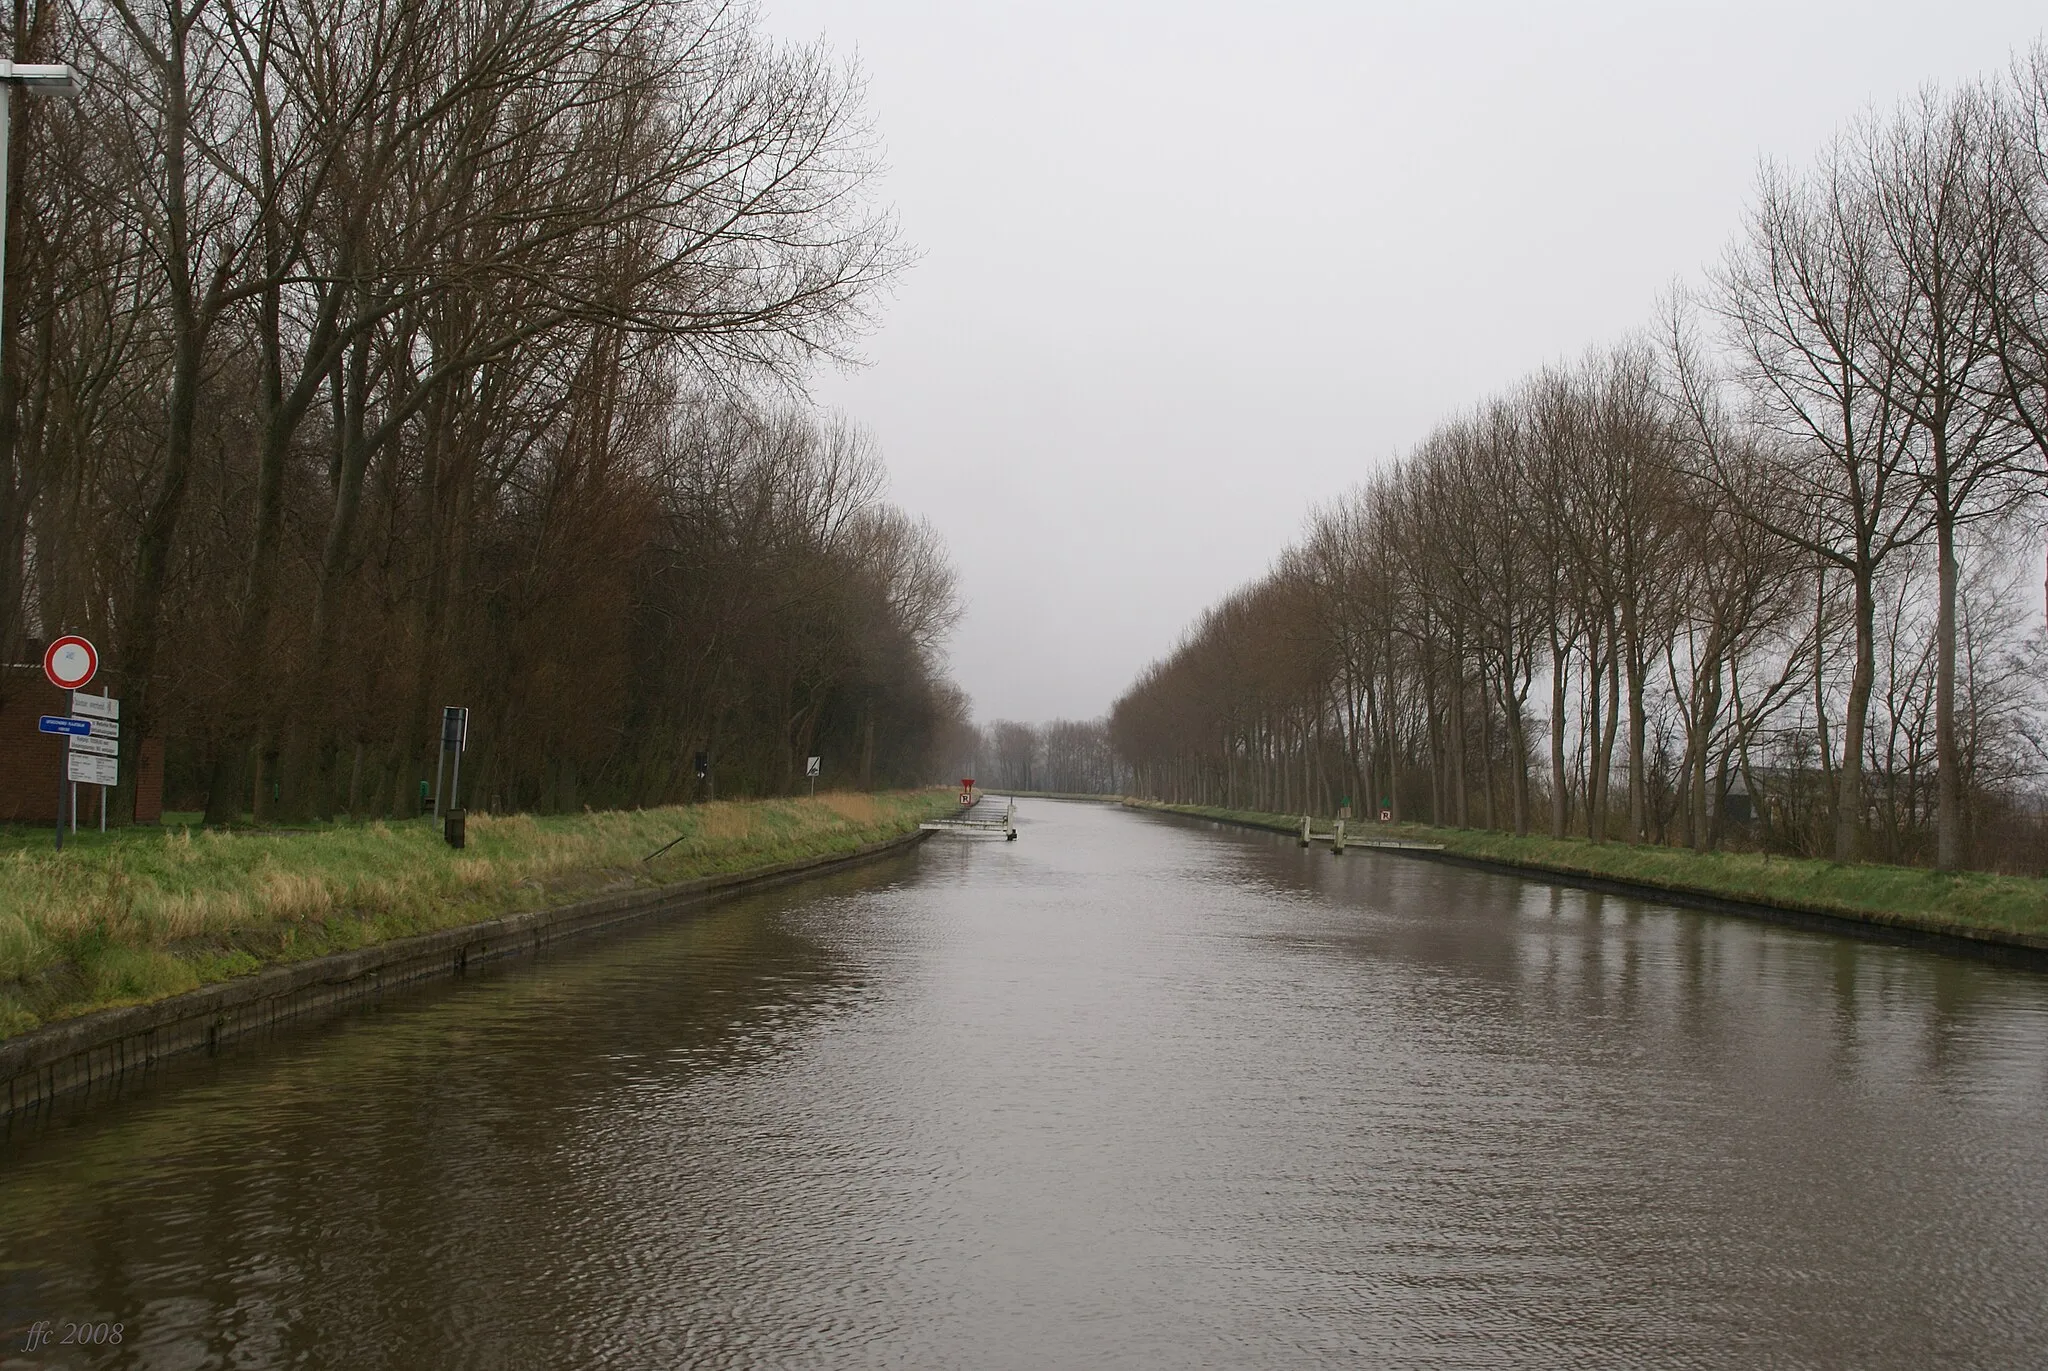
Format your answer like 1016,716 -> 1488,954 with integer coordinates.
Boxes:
0,60 -> 79,350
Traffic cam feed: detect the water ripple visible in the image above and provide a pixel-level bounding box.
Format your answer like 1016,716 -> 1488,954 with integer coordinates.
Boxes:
3,805 -> 2046,1368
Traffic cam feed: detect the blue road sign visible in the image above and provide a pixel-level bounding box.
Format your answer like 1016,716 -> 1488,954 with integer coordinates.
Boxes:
38,715 -> 90,736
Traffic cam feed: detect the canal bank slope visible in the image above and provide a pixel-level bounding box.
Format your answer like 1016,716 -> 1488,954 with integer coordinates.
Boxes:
1125,799 -> 2048,966
1,792 -> 953,1116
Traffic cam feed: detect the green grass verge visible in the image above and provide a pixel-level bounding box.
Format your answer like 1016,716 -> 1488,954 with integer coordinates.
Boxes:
0,790 -> 956,1040
1123,799 -> 2048,947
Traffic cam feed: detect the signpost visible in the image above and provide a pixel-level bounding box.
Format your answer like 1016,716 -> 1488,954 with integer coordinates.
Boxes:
42,635 -> 102,849
76,693 -> 117,831
806,754 -> 820,798
960,776 -> 975,807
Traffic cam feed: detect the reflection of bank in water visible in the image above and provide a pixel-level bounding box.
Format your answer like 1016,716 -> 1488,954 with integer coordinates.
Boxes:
921,794 -> 1018,841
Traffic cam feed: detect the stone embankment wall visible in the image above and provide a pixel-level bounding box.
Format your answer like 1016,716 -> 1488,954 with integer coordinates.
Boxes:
1,830 -> 928,1121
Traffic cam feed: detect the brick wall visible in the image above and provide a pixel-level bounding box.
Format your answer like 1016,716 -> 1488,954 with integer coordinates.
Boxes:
0,666 -> 165,824
135,737 -> 164,823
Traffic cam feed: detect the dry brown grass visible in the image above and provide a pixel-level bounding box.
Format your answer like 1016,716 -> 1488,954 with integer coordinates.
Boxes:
258,866 -> 335,924
823,792 -> 881,825
695,802 -> 758,841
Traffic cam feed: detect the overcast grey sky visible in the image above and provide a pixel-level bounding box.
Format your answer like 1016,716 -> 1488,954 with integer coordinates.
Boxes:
758,0 -> 2045,726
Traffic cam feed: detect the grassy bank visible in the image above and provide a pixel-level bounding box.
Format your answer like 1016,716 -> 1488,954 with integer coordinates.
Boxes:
1124,799 -> 2048,947
0,790 -> 954,1039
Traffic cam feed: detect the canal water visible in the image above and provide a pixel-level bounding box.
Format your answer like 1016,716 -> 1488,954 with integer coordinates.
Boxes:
4,801 -> 2047,1369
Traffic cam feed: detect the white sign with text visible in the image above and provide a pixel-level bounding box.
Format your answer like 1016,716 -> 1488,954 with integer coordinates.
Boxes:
67,752 -> 118,786
71,693 -> 118,721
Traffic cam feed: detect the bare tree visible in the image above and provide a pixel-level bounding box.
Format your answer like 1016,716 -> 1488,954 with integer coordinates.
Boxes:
1854,86 -> 2026,868
1712,154 -> 1926,861
1,0 -> 956,819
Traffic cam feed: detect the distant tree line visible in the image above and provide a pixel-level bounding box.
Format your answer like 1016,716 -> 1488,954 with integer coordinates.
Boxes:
1113,53 -> 2048,873
957,718 -> 1125,795
0,0 -> 968,819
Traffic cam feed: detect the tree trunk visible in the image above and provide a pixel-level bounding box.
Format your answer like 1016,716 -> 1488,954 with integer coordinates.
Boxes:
1625,643 -> 1648,844
1934,508 -> 1961,870
114,22 -> 210,826
277,331 -> 376,819
1836,569 -> 1877,863
1549,631 -> 1569,839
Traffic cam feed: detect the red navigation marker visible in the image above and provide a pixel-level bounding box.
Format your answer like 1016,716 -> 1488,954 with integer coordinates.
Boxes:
961,778 -> 974,789
43,634 -> 97,690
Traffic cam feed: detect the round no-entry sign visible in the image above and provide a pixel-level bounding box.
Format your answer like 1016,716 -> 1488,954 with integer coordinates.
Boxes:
44,634 -> 97,690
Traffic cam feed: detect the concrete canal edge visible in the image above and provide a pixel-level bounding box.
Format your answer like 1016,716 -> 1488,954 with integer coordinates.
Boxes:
1124,800 -> 2048,972
1,828 -> 932,1122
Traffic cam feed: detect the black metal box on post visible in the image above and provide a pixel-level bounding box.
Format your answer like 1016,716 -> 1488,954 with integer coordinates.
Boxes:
437,705 -> 469,848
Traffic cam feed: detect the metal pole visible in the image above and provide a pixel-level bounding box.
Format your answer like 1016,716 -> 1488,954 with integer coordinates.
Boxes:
10,69 -> 82,852
13,74 -> 69,853
0,66 -> 81,397
0,81 -> 12,354
0,73 -> 34,842
433,734 -> 447,818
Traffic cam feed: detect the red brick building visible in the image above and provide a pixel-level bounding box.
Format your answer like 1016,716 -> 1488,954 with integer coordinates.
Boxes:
0,665 -> 163,824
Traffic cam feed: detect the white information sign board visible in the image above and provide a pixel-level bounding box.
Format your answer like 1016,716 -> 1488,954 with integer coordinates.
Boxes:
68,752 -> 118,786
70,732 -> 117,757
71,693 -> 118,721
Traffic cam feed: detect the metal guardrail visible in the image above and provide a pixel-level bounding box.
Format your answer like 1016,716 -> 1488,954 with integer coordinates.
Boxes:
1295,814 -> 1444,853
921,796 -> 1018,841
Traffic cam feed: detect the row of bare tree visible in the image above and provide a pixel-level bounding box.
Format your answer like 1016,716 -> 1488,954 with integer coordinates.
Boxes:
1113,55 -> 2048,872
0,0 -> 968,818
961,718 -> 1124,796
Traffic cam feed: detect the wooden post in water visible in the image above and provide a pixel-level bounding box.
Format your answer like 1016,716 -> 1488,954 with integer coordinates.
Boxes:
1299,815 -> 1311,848
1333,819 -> 1346,855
